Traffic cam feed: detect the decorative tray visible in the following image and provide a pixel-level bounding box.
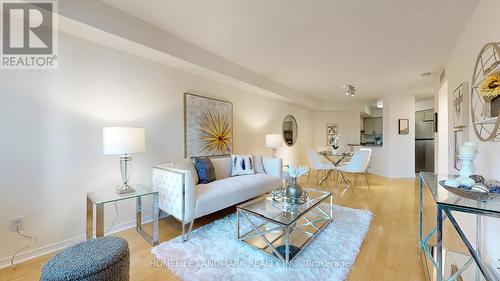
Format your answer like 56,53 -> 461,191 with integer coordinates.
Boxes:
271,188 -> 309,205
438,180 -> 500,202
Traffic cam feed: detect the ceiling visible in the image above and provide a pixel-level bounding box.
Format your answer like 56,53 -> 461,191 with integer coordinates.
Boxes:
101,0 -> 478,102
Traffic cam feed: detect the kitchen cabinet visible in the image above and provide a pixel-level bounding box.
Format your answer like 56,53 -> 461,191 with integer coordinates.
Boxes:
364,118 -> 374,134
415,111 -> 423,122
363,117 -> 383,134
423,110 -> 434,121
373,117 -> 383,134
416,109 -> 434,122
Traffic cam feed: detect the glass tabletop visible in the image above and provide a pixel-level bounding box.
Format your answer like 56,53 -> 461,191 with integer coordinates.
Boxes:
237,188 -> 332,226
420,172 -> 500,214
318,151 -> 352,166
318,151 -> 353,157
87,185 -> 156,204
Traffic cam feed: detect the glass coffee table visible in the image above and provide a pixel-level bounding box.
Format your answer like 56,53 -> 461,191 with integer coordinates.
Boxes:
237,188 -> 333,264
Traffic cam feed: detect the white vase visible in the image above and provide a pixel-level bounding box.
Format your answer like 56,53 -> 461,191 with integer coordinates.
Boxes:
459,155 -> 475,178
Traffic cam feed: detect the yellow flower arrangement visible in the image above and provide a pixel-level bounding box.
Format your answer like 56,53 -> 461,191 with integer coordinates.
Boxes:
480,72 -> 500,102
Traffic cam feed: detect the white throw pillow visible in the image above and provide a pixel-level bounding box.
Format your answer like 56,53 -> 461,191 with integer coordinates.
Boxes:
253,155 -> 266,174
231,154 -> 256,176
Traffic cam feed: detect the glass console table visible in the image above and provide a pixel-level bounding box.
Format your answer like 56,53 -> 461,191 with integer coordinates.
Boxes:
419,173 -> 500,281
86,185 -> 159,245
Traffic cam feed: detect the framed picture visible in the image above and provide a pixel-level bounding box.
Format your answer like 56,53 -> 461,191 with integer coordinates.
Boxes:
454,130 -> 464,170
398,119 -> 409,135
452,83 -> 469,128
326,123 -> 339,145
326,123 -> 338,135
184,93 -> 233,157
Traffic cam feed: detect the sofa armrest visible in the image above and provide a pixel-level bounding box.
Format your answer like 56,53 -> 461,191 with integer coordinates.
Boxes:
262,157 -> 283,181
152,165 -> 196,223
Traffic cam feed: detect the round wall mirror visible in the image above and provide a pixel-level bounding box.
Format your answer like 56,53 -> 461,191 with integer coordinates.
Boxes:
282,115 -> 298,146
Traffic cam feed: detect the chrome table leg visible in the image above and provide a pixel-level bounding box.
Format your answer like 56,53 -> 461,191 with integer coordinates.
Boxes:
136,197 -> 142,230
86,196 -> 94,240
339,171 -> 347,184
285,226 -> 290,264
237,209 -> 240,239
152,193 -> 159,245
95,203 -> 104,238
329,193 -> 333,219
318,170 -> 333,185
419,175 -> 423,248
135,195 -> 159,245
475,209 -> 481,281
436,204 -> 443,281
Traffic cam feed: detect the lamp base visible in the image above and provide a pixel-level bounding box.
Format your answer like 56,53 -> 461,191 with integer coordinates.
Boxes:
117,154 -> 135,194
116,184 -> 136,194
271,147 -> 277,158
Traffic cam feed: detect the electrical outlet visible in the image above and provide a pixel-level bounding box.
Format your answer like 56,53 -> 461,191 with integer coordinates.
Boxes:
10,216 -> 24,232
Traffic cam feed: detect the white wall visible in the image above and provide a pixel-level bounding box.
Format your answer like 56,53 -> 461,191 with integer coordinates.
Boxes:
0,33 -> 314,264
314,111 -> 361,149
437,82 -> 450,175
382,95 -> 416,178
415,98 -> 434,111
370,108 -> 383,118
443,0 -> 500,272
434,93 -> 440,172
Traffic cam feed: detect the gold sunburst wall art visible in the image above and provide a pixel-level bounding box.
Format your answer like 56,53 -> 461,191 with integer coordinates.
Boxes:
184,93 -> 233,157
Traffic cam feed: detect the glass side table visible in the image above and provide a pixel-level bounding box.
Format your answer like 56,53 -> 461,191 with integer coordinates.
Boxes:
419,172 -> 500,281
86,185 -> 159,245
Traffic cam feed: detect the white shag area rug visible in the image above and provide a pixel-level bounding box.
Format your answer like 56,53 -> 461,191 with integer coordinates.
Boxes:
151,205 -> 372,281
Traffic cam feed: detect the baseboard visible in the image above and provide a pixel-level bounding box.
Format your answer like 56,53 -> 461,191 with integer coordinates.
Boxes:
385,174 -> 417,179
0,234 -> 86,270
0,215 -> 154,269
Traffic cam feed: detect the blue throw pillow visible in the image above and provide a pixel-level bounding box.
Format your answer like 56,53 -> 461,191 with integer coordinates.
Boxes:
194,157 -> 216,184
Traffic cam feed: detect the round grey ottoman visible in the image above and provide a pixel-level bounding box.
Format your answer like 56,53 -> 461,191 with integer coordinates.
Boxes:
40,237 -> 129,281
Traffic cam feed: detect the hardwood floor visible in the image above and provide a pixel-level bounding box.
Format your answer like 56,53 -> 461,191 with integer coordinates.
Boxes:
1,174 -> 452,281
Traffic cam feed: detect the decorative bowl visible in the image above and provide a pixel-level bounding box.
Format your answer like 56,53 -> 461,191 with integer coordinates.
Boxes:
439,180 -> 500,202
271,188 -> 309,206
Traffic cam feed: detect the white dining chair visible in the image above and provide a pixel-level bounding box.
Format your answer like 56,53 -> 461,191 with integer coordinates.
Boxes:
335,148 -> 372,191
306,149 -> 336,186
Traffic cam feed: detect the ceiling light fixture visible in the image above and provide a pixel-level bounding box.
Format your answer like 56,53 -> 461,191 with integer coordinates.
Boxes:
376,103 -> 383,109
344,85 -> 355,97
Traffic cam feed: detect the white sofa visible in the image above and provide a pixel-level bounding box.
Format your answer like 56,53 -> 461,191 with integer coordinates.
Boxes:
152,156 -> 282,241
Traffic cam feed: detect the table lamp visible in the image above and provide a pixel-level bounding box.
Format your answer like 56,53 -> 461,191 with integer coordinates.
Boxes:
266,133 -> 282,158
103,127 -> 146,194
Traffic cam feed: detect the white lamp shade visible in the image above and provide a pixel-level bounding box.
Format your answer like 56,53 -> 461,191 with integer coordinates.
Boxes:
103,127 -> 146,155
266,134 -> 283,148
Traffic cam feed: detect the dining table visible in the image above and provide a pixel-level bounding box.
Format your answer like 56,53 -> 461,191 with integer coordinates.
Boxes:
317,150 -> 353,185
